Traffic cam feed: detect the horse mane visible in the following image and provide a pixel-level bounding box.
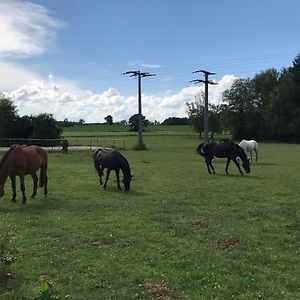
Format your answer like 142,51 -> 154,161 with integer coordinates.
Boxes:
119,152 -> 131,175
0,145 -> 18,168
235,144 -> 248,161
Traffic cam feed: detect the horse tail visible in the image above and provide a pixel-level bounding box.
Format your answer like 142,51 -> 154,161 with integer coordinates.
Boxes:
37,147 -> 48,188
254,141 -> 258,162
196,143 -> 205,156
93,150 -> 102,174
39,167 -> 46,187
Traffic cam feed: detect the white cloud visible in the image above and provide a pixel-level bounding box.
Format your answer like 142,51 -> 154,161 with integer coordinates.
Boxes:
0,0 -> 65,92
0,61 -> 40,91
0,0 -> 65,57
7,75 -> 237,123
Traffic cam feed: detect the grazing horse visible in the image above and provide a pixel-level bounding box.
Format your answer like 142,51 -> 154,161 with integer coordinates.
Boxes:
0,145 -> 48,204
197,140 -> 250,175
239,139 -> 258,163
93,148 -> 132,191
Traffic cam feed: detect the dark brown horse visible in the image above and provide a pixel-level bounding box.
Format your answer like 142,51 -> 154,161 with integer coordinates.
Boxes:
0,145 -> 48,204
93,148 -> 132,191
197,140 -> 250,175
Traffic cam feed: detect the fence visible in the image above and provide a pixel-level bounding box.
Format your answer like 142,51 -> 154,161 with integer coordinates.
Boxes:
0,137 -> 126,150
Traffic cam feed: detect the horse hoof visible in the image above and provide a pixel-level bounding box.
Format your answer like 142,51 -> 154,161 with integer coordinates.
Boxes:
11,199 -> 16,203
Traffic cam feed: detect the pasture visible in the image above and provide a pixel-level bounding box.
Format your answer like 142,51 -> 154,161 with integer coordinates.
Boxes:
0,132 -> 299,299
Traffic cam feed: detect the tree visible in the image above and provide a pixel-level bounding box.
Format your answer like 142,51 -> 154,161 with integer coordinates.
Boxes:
186,94 -> 204,138
30,113 -> 62,145
14,115 -> 33,138
208,104 -> 221,139
222,78 -> 259,140
0,94 -> 18,138
104,115 -> 113,125
162,117 -> 189,125
128,114 -> 148,132
79,119 -> 85,125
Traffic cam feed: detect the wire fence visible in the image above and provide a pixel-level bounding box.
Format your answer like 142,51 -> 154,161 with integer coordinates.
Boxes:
0,137 -> 126,151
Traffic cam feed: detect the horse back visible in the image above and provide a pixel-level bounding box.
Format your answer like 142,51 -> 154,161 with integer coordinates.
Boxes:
13,146 -> 47,174
94,148 -> 128,171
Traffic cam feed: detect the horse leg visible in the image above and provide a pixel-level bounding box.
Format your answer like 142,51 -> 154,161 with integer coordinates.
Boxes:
9,175 -> 17,202
97,166 -> 104,186
205,159 -> 212,174
254,149 -> 258,162
225,158 -> 231,174
250,151 -> 253,164
102,169 -> 111,190
43,173 -> 48,197
31,172 -> 38,199
19,174 -> 27,204
115,169 -> 122,190
209,160 -> 215,174
232,158 -> 244,175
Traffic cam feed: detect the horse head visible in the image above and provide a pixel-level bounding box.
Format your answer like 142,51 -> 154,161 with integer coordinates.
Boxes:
242,158 -> 251,174
122,175 -> 133,191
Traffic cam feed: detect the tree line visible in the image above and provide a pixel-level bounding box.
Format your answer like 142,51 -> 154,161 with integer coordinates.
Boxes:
186,53 -> 300,142
0,95 -> 61,146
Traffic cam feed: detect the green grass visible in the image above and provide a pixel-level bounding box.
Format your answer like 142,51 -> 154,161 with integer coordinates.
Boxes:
62,124 -> 196,137
0,136 -> 299,299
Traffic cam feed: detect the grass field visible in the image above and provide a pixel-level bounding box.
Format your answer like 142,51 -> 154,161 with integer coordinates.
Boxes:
0,129 -> 299,299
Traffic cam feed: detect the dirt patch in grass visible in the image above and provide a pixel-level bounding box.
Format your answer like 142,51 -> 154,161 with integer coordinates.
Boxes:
139,281 -> 177,299
0,271 -> 13,281
218,238 -> 243,251
78,239 -> 111,249
286,223 -> 298,230
192,219 -> 209,229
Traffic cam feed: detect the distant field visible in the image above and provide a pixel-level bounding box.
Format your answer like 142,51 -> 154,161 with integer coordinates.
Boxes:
62,124 -> 196,137
0,135 -> 299,299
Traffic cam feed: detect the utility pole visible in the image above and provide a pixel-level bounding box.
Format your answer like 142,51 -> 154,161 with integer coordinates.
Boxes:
123,71 -> 155,148
190,70 -> 217,142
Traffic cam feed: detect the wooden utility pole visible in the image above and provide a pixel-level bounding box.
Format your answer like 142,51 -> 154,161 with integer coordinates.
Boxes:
190,70 -> 217,142
123,71 -> 155,147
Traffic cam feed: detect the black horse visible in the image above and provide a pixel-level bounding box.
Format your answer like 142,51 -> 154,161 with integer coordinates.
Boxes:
197,140 -> 250,175
93,148 -> 133,191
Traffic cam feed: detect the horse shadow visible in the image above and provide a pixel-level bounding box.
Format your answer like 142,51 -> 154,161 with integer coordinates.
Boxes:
0,196 -> 65,214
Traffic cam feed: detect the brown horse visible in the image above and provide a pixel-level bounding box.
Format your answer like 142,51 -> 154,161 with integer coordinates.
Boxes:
0,145 -> 48,204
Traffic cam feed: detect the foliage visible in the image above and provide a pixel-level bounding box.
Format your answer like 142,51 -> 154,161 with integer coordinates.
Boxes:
29,113 -> 62,145
32,281 -> 59,300
0,96 -> 62,145
78,119 -> 85,125
104,115 -> 113,125
162,117 -> 189,125
185,94 -> 204,137
128,113 -> 148,132
0,94 -> 18,138
221,53 -> 300,141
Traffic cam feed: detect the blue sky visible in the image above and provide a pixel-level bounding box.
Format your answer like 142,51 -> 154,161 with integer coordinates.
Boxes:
1,0 -> 299,122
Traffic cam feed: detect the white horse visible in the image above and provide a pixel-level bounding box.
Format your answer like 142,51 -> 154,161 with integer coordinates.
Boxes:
238,139 -> 258,163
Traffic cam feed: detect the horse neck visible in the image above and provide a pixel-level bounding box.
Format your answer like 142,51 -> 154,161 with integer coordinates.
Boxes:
0,156 -> 11,185
120,157 -> 131,178
237,146 -> 248,162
